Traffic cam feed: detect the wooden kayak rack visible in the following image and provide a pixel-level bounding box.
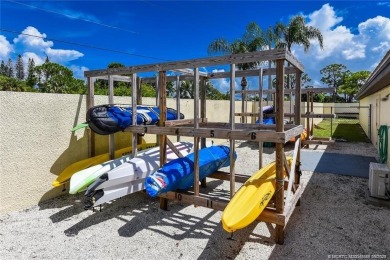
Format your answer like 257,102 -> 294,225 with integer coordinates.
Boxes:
84,49 -> 305,245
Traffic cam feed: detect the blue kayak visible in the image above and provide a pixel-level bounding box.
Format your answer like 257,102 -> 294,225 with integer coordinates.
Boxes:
87,104 -> 184,135
145,145 -> 237,197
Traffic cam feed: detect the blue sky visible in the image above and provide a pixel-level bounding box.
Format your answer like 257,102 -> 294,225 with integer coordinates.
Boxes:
1,1 -> 389,93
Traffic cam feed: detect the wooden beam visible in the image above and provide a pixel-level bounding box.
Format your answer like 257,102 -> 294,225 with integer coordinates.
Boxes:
208,171 -> 250,183
159,191 -> 286,226
285,138 -> 300,205
302,139 -> 335,145
125,125 -> 290,143
285,50 -> 304,72
166,138 -> 184,158
94,75 -> 132,82
164,119 -> 206,127
263,87 -> 335,94
84,49 -> 291,77
210,67 -> 298,79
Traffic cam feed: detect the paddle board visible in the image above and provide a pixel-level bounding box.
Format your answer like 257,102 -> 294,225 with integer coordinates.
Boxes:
222,157 -> 292,233
52,141 -> 156,187
84,141 -> 195,209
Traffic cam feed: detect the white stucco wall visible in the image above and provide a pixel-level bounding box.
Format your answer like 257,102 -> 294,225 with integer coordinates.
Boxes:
1,92 -> 271,213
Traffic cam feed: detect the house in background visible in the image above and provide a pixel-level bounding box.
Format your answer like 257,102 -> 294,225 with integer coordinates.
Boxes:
356,50 -> 390,168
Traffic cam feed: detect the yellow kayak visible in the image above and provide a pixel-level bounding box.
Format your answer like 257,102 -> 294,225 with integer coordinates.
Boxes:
52,141 -> 156,187
222,157 -> 292,233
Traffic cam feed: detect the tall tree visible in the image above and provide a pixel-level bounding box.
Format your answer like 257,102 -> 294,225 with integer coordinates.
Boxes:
339,70 -> 370,102
276,15 -> 324,89
276,15 -> 324,52
208,22 -> 265,96
15,54 -> 25,80
26,58 -> 37,87
34,62 -> 84,93
0,60 -> 6,76
320,64 -> 349,101
6,58 -> 14,78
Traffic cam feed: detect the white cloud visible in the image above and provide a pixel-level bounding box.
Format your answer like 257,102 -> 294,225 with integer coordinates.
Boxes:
292,4 -> 390,86
307,3 -> 343,31
4,26 -> 84,66
13,26 -> 53,51
0,35 -> 13,61
46,48 -> 84,63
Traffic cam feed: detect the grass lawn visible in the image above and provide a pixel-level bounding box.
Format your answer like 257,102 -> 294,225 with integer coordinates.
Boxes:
312,118 -> 370,142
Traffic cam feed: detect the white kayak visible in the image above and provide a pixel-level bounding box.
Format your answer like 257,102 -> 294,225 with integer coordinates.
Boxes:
83,141 -> 195,209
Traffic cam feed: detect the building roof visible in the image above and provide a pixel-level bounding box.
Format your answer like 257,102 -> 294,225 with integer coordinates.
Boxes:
356,50 -> 390,100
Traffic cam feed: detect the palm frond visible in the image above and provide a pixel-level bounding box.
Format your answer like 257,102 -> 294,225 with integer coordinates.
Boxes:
207,39 -> 232,55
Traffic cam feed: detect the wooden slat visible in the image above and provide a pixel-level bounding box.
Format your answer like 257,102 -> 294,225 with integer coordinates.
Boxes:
208,171 -> 250,183
282,113 -> 336,119
284,184 -> 304,224
166,138 -> 184,158
84,49 -> 290,77
285,138 -> 300,205
210,67 -> 298,79
165,119 -> 200,127
125,125 -> 290,143
94,75 -> 132,82
302,139 -> 335,145
263,87 -> 335,94
108,75 -> 115,159
285,50 -> 304,72
159,191 -> 286,226
235,112 -> 261,116
284,125 -> 304,144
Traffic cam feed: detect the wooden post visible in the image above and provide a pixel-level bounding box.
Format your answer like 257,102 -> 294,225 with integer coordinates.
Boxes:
137,77 -> 143,145
108,75 -> 115,159
193,68 -> 200,200
306,91 -> 310,140
158,71 -> 168,210
87,77 -> 95,158
295,72 -> 302,186
310,91 -> 314,136
275,59 -> 285,244
230,64 -> 236,198
200,77 -> 207,188
258,68 -> 263,169
176,75 -> 181,142
132,73 -> 138,158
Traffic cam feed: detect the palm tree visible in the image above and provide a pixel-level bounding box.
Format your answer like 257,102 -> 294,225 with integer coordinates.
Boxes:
208,22 -> 265,95
276,15 -> 323,52
276,15 -> 324,89
208,22 -> 266,121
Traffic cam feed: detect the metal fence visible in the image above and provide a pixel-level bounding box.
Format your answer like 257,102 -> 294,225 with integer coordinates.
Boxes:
311,105 -> 371,142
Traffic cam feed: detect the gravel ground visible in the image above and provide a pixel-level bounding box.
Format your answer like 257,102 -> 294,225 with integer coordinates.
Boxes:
0,141 -> 389,260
